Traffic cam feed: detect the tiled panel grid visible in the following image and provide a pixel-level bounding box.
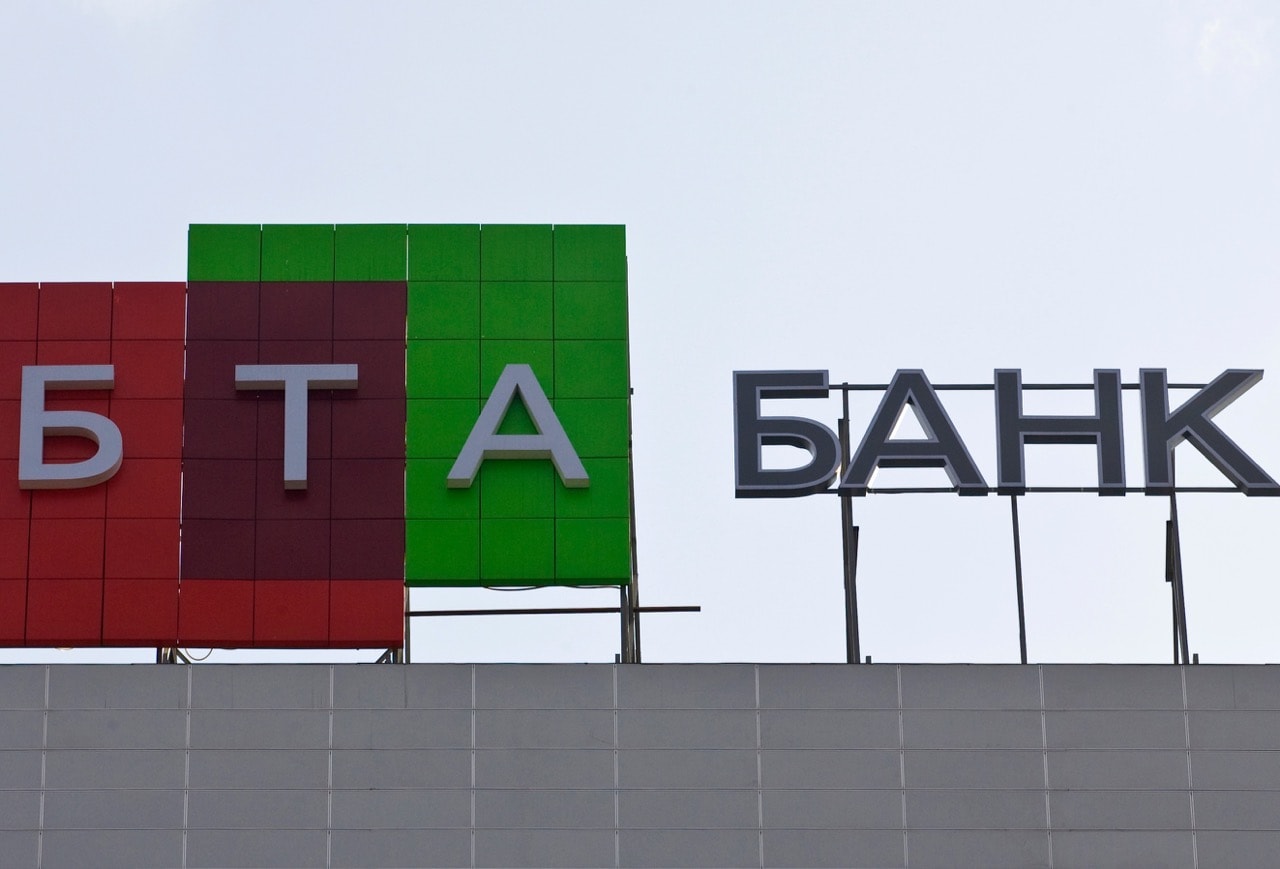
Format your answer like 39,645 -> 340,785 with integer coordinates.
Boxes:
0,283 -> 184,648
8,663 -> 1280,868
183,225 -> 405,647
404,224 -> 631,587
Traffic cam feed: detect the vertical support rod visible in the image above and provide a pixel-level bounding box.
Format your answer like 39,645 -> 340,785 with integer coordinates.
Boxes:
1169,488 -> 1191,665
626,438 -> 641,664
1009,495 -> 1029,665
401,585 -> 411,664
1166,520 -> 1179,664
838,388 -> 862,664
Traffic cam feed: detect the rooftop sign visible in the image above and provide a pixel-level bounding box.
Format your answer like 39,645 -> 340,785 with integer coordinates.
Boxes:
0,223 -> 632,650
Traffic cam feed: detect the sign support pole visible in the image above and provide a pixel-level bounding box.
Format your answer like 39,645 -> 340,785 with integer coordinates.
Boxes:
838,388 -> 862,664
1009,495 -> 1029,665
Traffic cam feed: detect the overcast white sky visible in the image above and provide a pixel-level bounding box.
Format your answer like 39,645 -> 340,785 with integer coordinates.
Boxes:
2,1 -> 1278,665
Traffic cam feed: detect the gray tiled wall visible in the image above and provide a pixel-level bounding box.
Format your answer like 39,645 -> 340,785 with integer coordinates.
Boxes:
3,663 -> 1280,867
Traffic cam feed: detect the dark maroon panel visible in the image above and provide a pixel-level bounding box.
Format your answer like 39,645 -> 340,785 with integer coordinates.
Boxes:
181,459 -> 257,519
256,460 -> 331,521
255,339 -> 333,366
331,459 -> 404,519
179,520 -> 255,579
184,341 -> 259,400
182,399 -> 258,459
254,519 -> 330,579
332,340 -> 405,399
259,282 -> 334,341
332,398 -> 405,459
330,520 -> 404,579
333,282 -> 406,340
186,283 -> 260,340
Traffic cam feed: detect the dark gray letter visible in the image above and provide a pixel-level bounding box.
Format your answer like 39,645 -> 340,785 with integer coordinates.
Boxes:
734,370 -> 840,498
995,369 -> 1125,495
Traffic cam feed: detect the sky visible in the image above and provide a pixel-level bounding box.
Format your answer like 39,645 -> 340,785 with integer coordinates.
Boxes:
1,1 -> 1277,665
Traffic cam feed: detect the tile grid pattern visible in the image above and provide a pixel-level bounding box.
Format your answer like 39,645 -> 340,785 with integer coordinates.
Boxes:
5,663 -> 1280,867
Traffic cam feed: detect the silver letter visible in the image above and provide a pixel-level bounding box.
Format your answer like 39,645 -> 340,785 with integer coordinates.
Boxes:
447,364 -> 588,489
1141,369 -> 1278,496
19,365 -> 123,489
995,369 -> 1125,495
236,364 -> 359,490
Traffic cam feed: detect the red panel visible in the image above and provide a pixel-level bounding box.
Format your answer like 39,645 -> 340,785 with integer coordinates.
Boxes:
0,400 -> 20,458
34,339 -> 111,365
0,342 -> 36,399
255,339 -> 332,366
111,340 -> 185,399
102,578 -> 179,645
0,284 -> 39,341
186,283 -> 259,341
181,459 -> 256,519
184,340 -> 258,400
179,519 -> 255,579
331,459 -> 405,519
111,283 -> 186,340
254,519 -> 329,579
255,397 -> 330,459
0,579 -> 25,644
104,458 -> 181,519
39,395 -> 109,464
0,518 -> 29,577
178,578 -> 253,646
111,399 -> 184,459
26,578 -> 103,646
332,340 -> 405,398
331,519 -> 404,580
329,579 -> 403,647
105,518 -> 179,578
256,460 -> 331,521
260,282 -> 333,341
333,282 -> 406,341
0,466 -> 31,521
38,283 -> 112,341
182,398 -> 257,459
254,578 -> 329,647
28,518 -> 104,578
332,398 -> 405,458
30,484 -> 106,520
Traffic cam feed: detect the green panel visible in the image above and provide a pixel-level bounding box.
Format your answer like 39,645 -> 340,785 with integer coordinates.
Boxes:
408,282 -> 480,340
479,461 -> 555,519
480,518 -> 554,581
554,282 -> 628,340
554,399 -> 629,458
554,517 -> 630,582
261,224 -> 334,281
408,224 -> 481,281
407,340 -> 479,399
480,225 -> 553,281
406,459 -> 479,519
335,224 -> 406,281
405,519 -> 479,583
553,225 -> 626,282
481,340 -> 553,398
555,340 -> 629,398
480,282 -> 552,339
188,224 -> 260,281
406,399 -> 481,458
496,398 -> 537,435
555,457 -> 630,518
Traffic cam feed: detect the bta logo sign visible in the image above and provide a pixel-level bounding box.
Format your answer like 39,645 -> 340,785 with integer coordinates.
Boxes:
734,369 -> 1278,498
0,224 -> 632,650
